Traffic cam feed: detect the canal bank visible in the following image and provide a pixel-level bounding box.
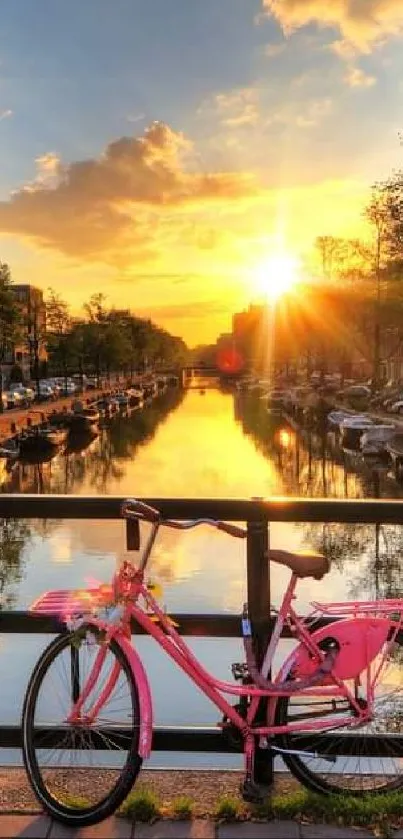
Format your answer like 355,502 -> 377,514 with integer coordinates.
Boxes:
0,372 -> 178,444
0,379 -> 152,444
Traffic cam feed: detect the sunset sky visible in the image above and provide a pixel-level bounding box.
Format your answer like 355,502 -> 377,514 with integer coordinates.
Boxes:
1,0 -> 403,345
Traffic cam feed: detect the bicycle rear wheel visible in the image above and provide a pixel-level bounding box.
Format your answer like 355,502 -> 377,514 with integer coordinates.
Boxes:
274,633 -> 403,795
22,625 -> 142,826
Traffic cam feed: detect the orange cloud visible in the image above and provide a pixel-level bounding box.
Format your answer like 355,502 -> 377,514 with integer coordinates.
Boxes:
0,122 -> 254,265
32,152 -> 62,188
263,0 -> 403,52
199,87 -> 260,128
344,66 -> 377,87
142,299 -> 229,321
266,97 -> 333,129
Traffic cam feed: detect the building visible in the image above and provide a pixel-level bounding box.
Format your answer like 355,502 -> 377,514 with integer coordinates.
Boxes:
232,304 -> 271,372
1,284 -> 47,384
380,327 -> 403,384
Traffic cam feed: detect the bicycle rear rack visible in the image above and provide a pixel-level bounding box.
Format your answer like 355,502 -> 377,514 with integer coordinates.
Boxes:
311,599 -> 403,617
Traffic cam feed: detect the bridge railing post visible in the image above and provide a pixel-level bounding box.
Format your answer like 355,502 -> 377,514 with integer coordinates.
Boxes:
246,515 -> 273,787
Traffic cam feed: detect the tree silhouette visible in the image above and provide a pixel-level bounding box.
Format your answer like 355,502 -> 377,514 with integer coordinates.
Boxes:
0,518 -> 31,609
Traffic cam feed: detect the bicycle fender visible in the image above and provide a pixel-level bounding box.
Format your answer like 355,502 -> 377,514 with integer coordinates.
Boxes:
281,618 -> 391,683
116,634 -> 153,759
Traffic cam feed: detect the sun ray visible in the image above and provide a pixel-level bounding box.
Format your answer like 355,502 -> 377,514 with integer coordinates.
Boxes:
252,252 -> 301,302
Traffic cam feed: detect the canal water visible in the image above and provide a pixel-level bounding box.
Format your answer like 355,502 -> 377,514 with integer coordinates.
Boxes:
1,382 -> 403,767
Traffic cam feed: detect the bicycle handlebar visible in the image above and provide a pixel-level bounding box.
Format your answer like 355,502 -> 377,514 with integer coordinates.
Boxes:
121,499 -> 160,522
121,498 -> 247,538
216,521 -> 247,538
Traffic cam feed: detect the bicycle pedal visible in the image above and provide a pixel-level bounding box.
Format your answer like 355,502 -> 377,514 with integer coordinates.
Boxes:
231,662 -> 249,681
240,779 -> 267,805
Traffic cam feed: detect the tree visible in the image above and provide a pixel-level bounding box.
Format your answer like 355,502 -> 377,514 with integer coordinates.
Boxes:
363,185 -> 391,388
46,288 -> 70,335
48,291 -> 189,387
0,518 -> 31,608
315,236 -> 347,282
377,170 -> 403,260
45,289 -> 72,389
84,293 -> 108,325
0,263 -> 20,412
80,295 -> 108,385
314,236 -> 369,284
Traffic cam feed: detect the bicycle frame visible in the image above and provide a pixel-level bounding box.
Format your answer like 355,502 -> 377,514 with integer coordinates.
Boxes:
24,500 -> 403,828
64,566 -> 398,760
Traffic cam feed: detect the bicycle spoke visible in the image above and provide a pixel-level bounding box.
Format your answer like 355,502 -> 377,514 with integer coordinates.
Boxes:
276,639 -> 403,794
23,627 -> 141,823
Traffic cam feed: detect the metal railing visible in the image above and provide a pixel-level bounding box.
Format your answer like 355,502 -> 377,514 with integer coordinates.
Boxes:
1,494 -> 403,783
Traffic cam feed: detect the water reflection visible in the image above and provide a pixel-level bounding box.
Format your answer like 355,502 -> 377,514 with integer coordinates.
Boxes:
0,519 -> 31,609
1,388 -> 184,496
234,393 -> 403,601
3,386 -> 403,759
3,387 -> 403,610
0,389 -> 187,606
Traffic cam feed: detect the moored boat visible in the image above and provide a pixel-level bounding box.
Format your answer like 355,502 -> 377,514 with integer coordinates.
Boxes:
127,388 -> 143,408
340,416 -> 373,450
386,434 -> 403,476
19,426 -> 68,456
360,424 -> 396,456
0,440 -> 19,459
266,396 -> 284,416
143,382 -> 157,399
65,428 -> 99,454
114,392 -> 129,408
67,407 -> 100,434
327,410 -> 352,430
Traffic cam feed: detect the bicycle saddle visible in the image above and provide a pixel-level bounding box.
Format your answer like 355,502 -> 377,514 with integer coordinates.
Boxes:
270,550 -> 329,580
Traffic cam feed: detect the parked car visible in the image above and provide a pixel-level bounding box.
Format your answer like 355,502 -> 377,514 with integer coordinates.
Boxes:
9,384 -> 35,404
344,385 -> 371,398
390,399 -> 403,415
44,379 -> 62,396
3,390 -> 23,409
384,392 -> 403,411
56,381 -> 77,396
38,383 -> 55,400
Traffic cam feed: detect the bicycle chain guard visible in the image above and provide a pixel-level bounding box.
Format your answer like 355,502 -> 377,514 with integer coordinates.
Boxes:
292,617 -> 391,682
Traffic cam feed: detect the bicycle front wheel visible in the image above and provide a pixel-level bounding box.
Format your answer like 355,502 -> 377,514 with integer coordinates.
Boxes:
274,633 -> 403,795
22,625 -> 142,826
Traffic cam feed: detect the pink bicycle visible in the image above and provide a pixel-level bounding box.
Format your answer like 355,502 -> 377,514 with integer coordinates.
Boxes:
22,499 -> 403,827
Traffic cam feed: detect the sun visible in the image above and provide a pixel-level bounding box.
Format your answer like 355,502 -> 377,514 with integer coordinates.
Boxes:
252,252 -> 301,302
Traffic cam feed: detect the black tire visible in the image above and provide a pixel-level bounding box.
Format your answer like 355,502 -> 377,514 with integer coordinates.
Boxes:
274,634 -> 403,795
22,626 -> 142,827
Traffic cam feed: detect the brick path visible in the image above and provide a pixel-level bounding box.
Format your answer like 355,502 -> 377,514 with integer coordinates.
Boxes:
0,816 -> 398,838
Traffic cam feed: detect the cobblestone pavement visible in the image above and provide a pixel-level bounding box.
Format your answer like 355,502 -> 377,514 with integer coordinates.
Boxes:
0,816 -> 399,838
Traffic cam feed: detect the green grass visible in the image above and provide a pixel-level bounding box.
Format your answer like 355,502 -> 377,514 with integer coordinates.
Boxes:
118,783 -> 403,834
119,787 -> 161,822
171,795 -> 194,819
57,793 -> 91,810
214,795 -> 242,822
253,788 -> 403,835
